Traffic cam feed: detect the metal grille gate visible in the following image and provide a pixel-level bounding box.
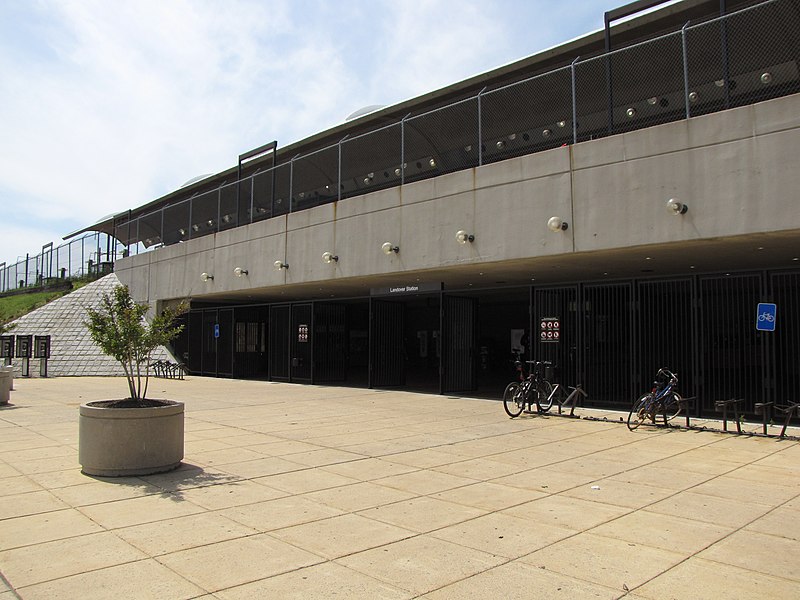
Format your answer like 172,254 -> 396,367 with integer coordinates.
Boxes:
441,296 -> 477,393
370,300 -> 405,387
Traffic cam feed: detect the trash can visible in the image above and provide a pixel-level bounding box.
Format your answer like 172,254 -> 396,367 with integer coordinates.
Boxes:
0,368 -> 11,405
1,365 -> 13,391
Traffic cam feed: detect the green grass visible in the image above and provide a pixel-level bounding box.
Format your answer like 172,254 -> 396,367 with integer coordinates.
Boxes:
0,290 -> 69,325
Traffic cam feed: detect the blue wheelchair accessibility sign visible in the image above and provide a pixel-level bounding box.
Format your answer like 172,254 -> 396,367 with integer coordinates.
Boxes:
214,323 -> 220,339
756,303 -> 776,331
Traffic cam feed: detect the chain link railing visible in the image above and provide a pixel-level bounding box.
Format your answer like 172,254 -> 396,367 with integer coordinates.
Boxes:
21,0 -> 800,265
0,232 -> 122,295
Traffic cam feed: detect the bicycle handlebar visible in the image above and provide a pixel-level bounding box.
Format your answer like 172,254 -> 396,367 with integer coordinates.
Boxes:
656,367 -> 678,383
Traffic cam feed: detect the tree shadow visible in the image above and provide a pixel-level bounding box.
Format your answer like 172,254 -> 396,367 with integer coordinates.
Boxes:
83,462 -> 244,502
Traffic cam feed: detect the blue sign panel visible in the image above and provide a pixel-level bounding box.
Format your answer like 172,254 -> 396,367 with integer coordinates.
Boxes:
756,303 -> 776,331
214,323 -> 220,339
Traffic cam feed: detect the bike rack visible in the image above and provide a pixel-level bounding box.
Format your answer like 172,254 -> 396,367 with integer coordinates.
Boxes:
714,398 -> 744,433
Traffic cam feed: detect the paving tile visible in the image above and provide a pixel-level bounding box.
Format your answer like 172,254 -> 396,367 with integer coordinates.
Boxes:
2,490 -> 68,518
744,506 -> 800,540
252,468 -> 360,494
501,494 -> 629,531
212,455 -> 307,479
0,509 -> 103,550
0,531 -> 146,587
606,465 -> 714,491
689,474 -> 799,506
338,536 -> 505,596
177,478 -> 288,510
357,496 -> 487,533
432,481 -> 547,511
16,558 -> 204,600
220,496 -> 343,531
0,475 -> 42,496
432,457 -> 528,481
157,533 -> 323,592
321,457 -> 417,480
634,557 -> 800,600
271,513 -> 415,559
303,481 -> 416,512
115,512 -> 259,556
49,480 -> 166,507
520,531 -> 685,590
373,468 -> 478,495
559,478 -> 676,509
590,510 -> 733,554
491,465 -> 597,493
645,490 -> 773,528
215,561 -> 412,599
420,560 -> 621,599
698,529 -> 800,581
77,492 -> 205,529
431,512 -> 575,558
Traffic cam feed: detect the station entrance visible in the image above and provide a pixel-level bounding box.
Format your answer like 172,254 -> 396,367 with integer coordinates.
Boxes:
177,268 -> 800,418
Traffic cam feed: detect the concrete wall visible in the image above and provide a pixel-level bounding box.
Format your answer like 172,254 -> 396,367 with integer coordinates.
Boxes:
116,93 -> 800,305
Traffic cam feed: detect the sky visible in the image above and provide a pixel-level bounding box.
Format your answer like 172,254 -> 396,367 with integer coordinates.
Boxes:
0,0 -> 634,267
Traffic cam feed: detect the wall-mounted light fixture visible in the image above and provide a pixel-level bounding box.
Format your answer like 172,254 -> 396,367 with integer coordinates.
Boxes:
666,198 -> 688,215
547,217 -> 569,232
233,267 -> 248,277
760,72 -> 773,85
626,107 -> 637,117
273,260 -> 289,270
382,242 -> 399,255
200,272 -> 214,282
455,230 -> 475,244
321,251 -> 338,264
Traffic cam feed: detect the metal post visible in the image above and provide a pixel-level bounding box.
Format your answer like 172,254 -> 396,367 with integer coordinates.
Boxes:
571,57 -> 580,144
401,114 -> 410,184
682,22 -> 691,119
289,156 -> 296,213
720,0 -> 730,110
477,87 -> 487,167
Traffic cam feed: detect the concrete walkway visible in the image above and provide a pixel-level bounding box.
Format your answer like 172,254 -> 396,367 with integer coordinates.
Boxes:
1,377 -> 798,599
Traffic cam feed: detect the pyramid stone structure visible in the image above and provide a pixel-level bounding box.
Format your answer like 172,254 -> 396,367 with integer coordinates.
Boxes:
5,273 -> 173,377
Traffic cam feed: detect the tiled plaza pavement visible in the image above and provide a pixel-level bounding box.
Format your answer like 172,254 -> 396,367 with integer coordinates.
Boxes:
1,377 -> 799,599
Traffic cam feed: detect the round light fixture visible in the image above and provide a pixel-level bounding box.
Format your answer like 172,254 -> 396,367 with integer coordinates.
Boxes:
666,198 -> 688,215
274,260 -> 288,270
382,242 -> 399,255
455,230 -> 475,244
322,251 -> 338,264
547,217 -> 568,232
233,267 -> 248,277
200,272 -> 213,282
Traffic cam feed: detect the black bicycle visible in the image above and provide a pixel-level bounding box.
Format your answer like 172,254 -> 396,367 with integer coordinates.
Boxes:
503,360 -> 554,418
627,368 -> 683,430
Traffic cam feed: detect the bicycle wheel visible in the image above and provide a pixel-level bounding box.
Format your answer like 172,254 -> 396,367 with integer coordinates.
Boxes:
627,393 -> 655,431
503,382 -> 525,418
536,380 -> 555,413
663,392 -> 683,422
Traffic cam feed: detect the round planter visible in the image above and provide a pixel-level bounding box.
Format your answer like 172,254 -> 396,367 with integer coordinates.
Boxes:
79,400 -> 184,477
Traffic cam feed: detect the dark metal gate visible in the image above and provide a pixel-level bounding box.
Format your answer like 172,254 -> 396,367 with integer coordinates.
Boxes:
699,274 -> 764,415
314,303 -> 347,383
217,308 -> 233,377
290,303 -> 313,383
533,286 -> 579,388
269,305 -> 291,381
769,271 -> 799,408
370,299 -> 405,387
636,279 -> 697,405
441,295 -> 477,393
583,283 -> 634,407
232,306 -> 268,378
187,311 -> 202,374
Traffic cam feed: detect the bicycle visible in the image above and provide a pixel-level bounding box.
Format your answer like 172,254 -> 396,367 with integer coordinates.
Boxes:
627,368 -> 683,430
503,360 -> 554,418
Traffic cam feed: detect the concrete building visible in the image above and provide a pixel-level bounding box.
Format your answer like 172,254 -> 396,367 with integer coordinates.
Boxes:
71,0 -> 800,416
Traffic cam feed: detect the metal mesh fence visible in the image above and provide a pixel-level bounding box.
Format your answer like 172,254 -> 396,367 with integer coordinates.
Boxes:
0,232 -> 118,294
6,1 -> 797,269
340,123 -> 402,199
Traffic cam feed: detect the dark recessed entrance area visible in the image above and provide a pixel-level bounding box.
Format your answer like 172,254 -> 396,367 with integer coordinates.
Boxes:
176,268 -> 800,420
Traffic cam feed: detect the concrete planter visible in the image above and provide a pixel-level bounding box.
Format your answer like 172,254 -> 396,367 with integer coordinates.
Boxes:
79,400 -> 184,477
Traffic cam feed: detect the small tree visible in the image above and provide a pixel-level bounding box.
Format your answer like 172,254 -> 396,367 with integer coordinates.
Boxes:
85,285 -> 186,400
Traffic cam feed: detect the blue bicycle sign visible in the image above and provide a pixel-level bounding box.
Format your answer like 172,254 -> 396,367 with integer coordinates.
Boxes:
756,303 -> 777,332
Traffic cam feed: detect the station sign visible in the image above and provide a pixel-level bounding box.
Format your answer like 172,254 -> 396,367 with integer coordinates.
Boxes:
371,282 -> 443,296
